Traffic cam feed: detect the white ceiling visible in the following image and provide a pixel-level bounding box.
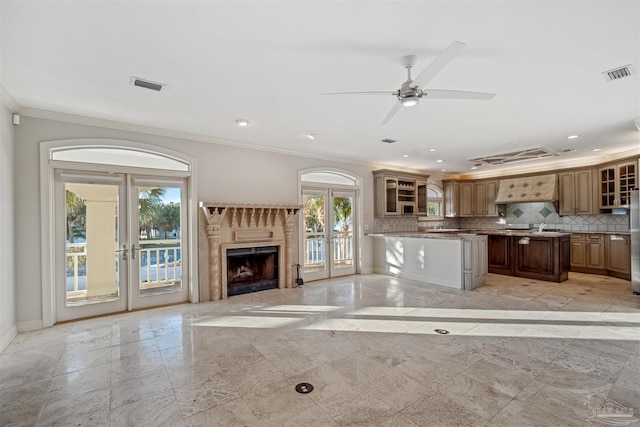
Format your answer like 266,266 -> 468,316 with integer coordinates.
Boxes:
2,1 -> 639,177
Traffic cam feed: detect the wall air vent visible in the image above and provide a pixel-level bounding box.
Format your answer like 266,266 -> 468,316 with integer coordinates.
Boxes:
468,146 -> 559,166
130,77 -> 165,92
602,65 -> 635,82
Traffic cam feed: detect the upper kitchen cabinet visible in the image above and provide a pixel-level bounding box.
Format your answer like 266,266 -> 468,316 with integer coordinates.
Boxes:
459,182 -> 474,217
444,180 -> 460,217
599,160 -> 637,209
477,180 -> 499,217
373,170 -> 429,217
558,169 -> 595,215
445,179 -> 498,217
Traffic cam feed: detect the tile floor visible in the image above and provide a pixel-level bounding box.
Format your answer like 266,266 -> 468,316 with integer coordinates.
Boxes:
1,272 -> 639,426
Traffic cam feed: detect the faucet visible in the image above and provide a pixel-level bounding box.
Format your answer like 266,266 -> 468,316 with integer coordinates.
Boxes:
538,222 -> 547,233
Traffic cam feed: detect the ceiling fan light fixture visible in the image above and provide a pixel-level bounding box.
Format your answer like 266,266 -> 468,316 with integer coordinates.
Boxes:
401,96 -> 419,107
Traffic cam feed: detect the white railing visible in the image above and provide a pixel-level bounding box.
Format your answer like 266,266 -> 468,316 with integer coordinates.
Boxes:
65,239 -> 181,294
138,240 -> 181,289
304,231 -> 353,266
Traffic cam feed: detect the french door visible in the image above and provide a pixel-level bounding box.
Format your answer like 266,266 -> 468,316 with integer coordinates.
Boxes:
55,171 -> 188,322
302,189 -> 356,281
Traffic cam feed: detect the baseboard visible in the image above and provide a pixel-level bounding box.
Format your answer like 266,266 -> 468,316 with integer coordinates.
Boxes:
360,267 -> 375,274
0,324 -> 18,353
17,318 -> 43,332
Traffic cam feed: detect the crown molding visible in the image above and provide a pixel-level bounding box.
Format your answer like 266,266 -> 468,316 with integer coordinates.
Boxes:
0,83 -> 20,113
19,107 -> 401,170
449,147 -> 640,180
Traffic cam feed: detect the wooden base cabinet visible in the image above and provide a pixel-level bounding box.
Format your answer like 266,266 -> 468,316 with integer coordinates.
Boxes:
608,234 -> 631,280
514,235 -> 570,282
487,234 -> 570,282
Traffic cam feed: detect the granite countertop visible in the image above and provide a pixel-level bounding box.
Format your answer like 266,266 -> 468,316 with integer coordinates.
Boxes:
367,229 -> 629,238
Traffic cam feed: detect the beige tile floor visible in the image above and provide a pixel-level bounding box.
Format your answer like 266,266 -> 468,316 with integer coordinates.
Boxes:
1,272 -> 639,426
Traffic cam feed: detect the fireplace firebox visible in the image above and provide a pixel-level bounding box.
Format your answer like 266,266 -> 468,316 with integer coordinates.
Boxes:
226,246 -> 279,296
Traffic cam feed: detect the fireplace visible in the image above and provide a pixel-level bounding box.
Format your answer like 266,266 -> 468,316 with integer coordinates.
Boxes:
226,246 -> 278,296
199,203 -> 302,301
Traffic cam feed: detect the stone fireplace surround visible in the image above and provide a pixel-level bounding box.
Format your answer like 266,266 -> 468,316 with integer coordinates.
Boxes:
199,202 -> 302,301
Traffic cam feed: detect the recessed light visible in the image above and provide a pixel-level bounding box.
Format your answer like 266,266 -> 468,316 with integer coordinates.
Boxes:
429,148 -> 436,152
592,148 -> 602,152
235,119 -> 249,127
306,134 -> 316,140
441,169 -> 446,172
567,135 -> 579,139
436,159 -> 443,163
470,166 -> 478,170
402,154 -> 409,158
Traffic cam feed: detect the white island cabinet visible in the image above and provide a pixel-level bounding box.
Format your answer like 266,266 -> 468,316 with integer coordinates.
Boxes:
370,233 -> 488,291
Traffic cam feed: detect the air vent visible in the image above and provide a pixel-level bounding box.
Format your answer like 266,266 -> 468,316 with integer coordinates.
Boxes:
381,139 -> 397,144
130,77 -> 165,92
602,65 -> 635,82
469,146 -> 559,166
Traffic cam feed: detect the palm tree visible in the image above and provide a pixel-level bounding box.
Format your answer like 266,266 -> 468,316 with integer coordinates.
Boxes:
304,195 -> 325,233
138,188 -> 166,239
65,190 -> 86,243
333,196 -> 352,261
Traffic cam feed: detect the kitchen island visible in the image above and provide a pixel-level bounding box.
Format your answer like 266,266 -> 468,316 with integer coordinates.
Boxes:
369,232 -> 488,291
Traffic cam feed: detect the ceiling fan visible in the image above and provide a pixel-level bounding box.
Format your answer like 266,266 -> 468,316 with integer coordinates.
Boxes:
325,41 -> 495,125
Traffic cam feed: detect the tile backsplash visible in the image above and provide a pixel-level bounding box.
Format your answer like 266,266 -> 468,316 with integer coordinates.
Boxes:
373,202 -> 630,233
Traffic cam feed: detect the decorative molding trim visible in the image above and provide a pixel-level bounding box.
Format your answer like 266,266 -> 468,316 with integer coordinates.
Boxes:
0,83 -> 20,112
18,107 -> 408,171
16,318 -> 43,332
0,324 -> 18,353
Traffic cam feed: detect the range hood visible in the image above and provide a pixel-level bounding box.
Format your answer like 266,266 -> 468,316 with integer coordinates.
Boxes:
495,174 -> 558,203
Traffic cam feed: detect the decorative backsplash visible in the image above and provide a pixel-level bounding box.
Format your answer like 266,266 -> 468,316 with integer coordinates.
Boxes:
373,202 -> 629,233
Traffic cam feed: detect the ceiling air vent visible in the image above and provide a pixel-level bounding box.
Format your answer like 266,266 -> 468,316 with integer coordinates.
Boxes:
381,139 -> 397,144
468,146 -> 559,166
130,77 -> 165,92
602,65 -> 635,82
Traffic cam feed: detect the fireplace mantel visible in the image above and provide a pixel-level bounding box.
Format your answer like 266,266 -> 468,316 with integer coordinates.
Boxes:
198,202 -> 302,301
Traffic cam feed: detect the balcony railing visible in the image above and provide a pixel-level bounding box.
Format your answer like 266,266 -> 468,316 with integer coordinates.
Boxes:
65,239 -> 182,295
304,231 -> 353,266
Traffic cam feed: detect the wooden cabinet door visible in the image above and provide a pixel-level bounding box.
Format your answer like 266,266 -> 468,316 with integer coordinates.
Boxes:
608,235 -> 631,274
487,235 -> 513,275
444,181 -> 460,217
599,166 -> 617,209
617,162 -> 636,208
485,180 -> 499,216
570,235 -> 585,268
515,237 -> 554,276
586,234 -> 605,269
558,172 -> 575,215
574,169 -> 594,215
473,182 -> 486,216
459,182 -> 474,217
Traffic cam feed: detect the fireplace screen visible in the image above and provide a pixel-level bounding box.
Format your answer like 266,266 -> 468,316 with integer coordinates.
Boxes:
226,246 -> 278,296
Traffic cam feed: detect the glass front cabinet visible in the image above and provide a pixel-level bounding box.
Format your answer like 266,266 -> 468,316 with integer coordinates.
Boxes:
599,161 -> 636,209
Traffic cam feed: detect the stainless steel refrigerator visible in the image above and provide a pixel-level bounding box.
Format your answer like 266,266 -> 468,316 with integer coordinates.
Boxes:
631,189 -> 640,294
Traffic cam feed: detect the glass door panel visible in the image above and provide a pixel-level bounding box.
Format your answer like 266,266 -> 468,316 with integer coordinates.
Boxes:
331,191 -> 356,277
130,177 -> 188,309
56,174 -> 127,322
302,190 -> 329,281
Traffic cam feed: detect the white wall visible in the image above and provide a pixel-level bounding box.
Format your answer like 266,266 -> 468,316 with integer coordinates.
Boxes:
14,115 -> 377,326
0,103 -> 16,351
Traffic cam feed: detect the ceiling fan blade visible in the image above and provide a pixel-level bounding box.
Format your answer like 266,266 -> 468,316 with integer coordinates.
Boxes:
412,41 -> 466,89
424,89 -> 495,100
324,91 -> 396,96
381,101 -> 403,125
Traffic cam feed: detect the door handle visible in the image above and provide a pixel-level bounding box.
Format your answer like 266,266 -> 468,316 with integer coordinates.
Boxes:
115,244 -> 128,261
131,244 -> 137,260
